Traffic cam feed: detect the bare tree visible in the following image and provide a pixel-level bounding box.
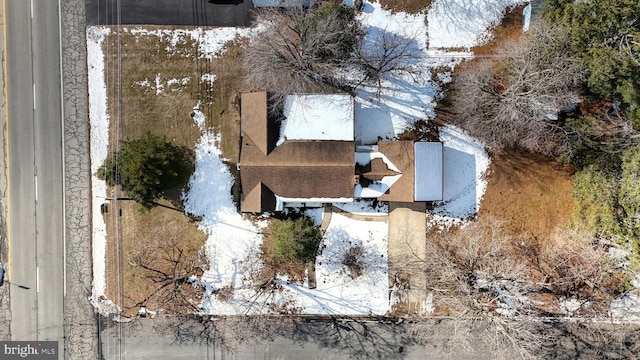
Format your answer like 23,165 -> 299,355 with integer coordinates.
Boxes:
126,228 -> 208,315
411,220 -> 551,359
536,225 -> 621,314
423,219 -> 532,316
353,28 -> 423,90
450,21 -> 586,155
243,3 -> 363,104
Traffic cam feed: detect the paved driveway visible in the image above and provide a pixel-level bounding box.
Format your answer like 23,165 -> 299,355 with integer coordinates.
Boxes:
388,202 -> 426,312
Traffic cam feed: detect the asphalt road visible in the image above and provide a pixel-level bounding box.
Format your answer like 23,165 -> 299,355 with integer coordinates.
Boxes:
4,0 -> 65,351
85,0 -> 255,26
101,318 -> 434,360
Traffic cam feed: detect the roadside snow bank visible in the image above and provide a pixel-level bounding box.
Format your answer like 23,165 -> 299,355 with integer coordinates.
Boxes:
87,26 -> 111,298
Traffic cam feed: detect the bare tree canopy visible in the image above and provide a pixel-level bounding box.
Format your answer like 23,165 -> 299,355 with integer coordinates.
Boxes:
450,21 -> 585,155
243,2 -> 363,98
126,223 -> 208,314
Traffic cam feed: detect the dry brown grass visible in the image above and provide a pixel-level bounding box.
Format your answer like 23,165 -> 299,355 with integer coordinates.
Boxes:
104,199 -> 207,313
478,151 -> 574,245
104,27 -> 244,159
101,26 -> 246,313
379,0 -> 432,14
473,4 -> 526,56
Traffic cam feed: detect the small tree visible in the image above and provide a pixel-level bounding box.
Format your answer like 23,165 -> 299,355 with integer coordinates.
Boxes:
354,28 -> 422,91
342,246 -> 365,279
271,217 -> 322,263
97,133 -> 188,209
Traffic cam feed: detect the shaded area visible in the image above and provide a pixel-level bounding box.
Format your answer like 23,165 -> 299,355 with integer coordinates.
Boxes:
85,0 -> 256,26
101,315 -> 640,359
437,146 -> 477,217
478,151 -> 574,243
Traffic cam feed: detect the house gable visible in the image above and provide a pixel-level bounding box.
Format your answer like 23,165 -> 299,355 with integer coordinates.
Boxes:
239,92 -> 355,212
240,92 -> 270,155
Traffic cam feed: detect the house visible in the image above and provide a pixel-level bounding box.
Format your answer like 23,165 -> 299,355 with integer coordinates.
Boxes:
238,91 -> 443,213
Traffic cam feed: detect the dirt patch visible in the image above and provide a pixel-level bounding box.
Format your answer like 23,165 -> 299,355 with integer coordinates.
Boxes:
478,151 -> 574,244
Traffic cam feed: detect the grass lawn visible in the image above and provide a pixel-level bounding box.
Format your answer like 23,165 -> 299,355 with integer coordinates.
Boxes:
102,26 -> 245,312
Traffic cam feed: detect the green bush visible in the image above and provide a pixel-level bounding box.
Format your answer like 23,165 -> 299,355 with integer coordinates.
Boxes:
271,217 -> 322,263
97,133 -> 189,209
619,145 -> 640,244
572,145 -> 640,252
572,163 -> 621,237
557,0 -> 640,124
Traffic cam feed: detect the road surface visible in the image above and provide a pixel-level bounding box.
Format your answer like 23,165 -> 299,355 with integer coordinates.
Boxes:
85,0 -> 255,26
101,317 -> 432,360
4,0 -> 65,352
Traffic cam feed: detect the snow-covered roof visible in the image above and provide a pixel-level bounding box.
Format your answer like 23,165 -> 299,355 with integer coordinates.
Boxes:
355,151 -> 401,172
414,142 -> 443,201
354,175 -> 402,198
278,94 -> 354,144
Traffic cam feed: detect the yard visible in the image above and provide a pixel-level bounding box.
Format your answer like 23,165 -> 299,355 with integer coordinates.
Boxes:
89,0 -> 588,318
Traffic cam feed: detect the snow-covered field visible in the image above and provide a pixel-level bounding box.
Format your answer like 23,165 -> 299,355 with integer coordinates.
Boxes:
88,1 -> 519,315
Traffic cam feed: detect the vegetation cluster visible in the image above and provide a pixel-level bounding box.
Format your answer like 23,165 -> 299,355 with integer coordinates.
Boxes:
449,0 -> 640,257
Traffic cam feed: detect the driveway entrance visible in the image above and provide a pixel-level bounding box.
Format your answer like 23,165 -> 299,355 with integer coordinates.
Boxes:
387,202 -> 426,314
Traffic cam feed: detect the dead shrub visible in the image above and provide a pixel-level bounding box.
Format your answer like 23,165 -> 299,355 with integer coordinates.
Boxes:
537,226 -> 613,304
342,246 -> 365,279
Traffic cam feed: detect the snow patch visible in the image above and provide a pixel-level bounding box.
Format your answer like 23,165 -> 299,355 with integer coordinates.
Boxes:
182,131 -> 264,299
155,74 -> 164,95
333,199 -> 388,216
201,73 -> 217,85
87,26 -> 111,298
427,0 -> 526,49
191,101 -> 206,131
560,297 -> 582,316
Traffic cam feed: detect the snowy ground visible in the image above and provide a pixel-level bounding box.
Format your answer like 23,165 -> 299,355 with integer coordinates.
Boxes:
88,1 -> 519,315
427,0 -> 526,49
87,26 -> 111,299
